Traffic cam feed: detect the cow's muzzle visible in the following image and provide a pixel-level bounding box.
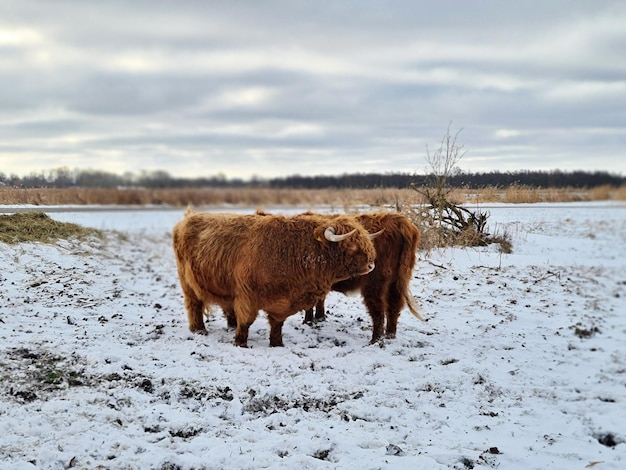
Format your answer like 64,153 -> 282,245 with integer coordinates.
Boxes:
358,262 -> 375,276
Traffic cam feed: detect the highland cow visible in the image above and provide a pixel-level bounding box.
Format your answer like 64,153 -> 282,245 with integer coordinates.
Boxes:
304,212 -> 423,343
172,209 -> 378,347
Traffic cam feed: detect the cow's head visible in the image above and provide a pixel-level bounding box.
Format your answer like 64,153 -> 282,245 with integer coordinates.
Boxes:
311,216 -> 377,281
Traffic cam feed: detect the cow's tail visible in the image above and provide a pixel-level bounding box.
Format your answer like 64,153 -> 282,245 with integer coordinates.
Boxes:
398,220 -> 425,321
404,288 -> 424,321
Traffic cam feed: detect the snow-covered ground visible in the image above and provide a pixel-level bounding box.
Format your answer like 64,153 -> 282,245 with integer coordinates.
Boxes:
1,202 -> 624,469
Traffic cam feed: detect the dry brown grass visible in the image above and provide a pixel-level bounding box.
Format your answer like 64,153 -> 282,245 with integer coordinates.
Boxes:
0,185 -> 623,208
0,211 -> 102,244
0,187 -> 423,208
447,185 -> 625,204
611,185 -> 626,200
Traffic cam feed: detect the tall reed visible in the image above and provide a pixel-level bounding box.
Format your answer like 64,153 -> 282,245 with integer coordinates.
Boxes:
0,185 -> 623,207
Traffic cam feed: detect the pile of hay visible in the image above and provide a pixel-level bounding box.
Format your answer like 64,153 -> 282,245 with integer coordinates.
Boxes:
0,211 -> 102,244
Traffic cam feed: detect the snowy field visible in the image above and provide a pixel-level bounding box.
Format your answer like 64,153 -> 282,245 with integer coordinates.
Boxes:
1,202 -> 625,469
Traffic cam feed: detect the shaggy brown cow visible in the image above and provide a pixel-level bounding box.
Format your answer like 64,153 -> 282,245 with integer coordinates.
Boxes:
172,209 -> 377,347
304,212 -> 423,343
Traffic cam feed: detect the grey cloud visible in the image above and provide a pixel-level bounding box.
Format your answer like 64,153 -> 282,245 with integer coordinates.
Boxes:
1,0 -> 624,178
61,73 -> 211,115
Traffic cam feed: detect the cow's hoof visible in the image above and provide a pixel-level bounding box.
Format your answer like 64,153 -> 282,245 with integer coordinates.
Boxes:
234,341 -> 249,348
192,328 -> 208,336
269,341 -> 284,347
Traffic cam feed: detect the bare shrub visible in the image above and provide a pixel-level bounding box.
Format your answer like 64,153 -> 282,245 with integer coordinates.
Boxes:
407,125 -> 509,252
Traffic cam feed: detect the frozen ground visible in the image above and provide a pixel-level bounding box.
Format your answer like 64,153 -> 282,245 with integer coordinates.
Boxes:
0,202 -> 624,469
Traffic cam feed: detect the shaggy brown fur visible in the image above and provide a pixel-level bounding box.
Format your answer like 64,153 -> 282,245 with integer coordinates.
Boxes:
172,209 -> 377,347
304,212 -> 423,343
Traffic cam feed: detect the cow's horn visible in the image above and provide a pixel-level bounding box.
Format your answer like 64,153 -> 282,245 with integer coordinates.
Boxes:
368,229 -> 385,239
324,226 -> 356,242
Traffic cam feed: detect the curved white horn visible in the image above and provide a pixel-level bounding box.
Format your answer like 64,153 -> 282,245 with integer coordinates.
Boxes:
368,229 -> 385,240
324,226 -> 356,242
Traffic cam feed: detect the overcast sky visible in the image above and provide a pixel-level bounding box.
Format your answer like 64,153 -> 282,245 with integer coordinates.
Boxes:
1,1 -> 625,180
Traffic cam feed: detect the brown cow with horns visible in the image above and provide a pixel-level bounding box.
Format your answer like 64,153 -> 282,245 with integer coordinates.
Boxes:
303,212 -> 424,343
172,208 -> 379,347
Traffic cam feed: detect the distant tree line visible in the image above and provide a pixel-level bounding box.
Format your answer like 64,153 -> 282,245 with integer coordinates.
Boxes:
0,167 -> 623,190
0,168 -> 247,189
267,170 -> 625,189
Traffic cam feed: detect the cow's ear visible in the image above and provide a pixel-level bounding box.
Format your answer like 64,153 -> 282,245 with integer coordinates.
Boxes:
313,226 -> 327,243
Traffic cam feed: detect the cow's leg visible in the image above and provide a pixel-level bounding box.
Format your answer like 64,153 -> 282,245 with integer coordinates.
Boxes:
223,306 -> 237,329
234,320 -> 252,348
233,302 -> 256,347
303,308 -> 314,325
384,283 -> 404,339
304,299 -> 326,325
314,299 -> 326,322
362,286 -> 386,343
182,284 -> 207,334
268,315 -> 285,347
